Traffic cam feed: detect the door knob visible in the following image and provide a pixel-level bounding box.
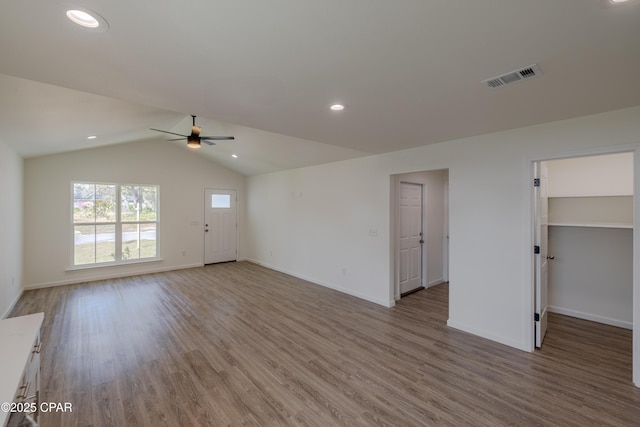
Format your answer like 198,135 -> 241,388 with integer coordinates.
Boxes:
547,255 -> 555,260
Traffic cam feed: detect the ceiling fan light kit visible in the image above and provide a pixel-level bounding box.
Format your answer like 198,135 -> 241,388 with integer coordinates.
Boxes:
150,115 -> 234,149
187,136 -> 201,149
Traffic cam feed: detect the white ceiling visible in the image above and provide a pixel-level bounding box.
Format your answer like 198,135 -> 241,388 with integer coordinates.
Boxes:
1,0 -> 639,175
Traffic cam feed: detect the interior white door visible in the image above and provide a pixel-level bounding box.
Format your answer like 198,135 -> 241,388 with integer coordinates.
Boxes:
443,173 -> 449,283
535,162 -> 549,348
399,182 -> 424,295
204,189 -> 237,264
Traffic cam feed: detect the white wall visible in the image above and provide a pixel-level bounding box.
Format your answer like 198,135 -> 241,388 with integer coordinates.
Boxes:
547,152 -> 633,197
23,139 -> 246,288
0,141 -> 23,318
548,226 -> 632,328
246,105 -> 640,386
246,156 -> 391,306
549,196 -> 632,227
424,170 -> 447,287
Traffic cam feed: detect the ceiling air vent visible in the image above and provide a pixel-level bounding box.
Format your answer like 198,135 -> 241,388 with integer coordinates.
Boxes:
482,64 -> 542,89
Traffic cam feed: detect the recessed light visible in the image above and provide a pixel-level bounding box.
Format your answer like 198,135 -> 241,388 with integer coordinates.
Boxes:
611,0 -> 629,2
87,135 -> 97,140
232,154 -> 238,158
66,8 -> 109,31
67,10 -> 99,27
330,104 -> 346,111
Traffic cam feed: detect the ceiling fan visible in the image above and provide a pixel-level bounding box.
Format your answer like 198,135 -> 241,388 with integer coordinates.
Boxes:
150,115 -> 234,149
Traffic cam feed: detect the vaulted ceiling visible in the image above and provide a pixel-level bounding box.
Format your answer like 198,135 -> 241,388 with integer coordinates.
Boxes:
1,0 -> 639,175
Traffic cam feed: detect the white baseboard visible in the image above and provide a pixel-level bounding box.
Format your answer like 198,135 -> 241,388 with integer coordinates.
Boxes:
447,319 -> 529,352
245,258 -> 395,308
23,258 -> 397,308
426,279 -> 445,289
393,279 -> 446,300
2,289 -> 24,319
548,305 -> 632,330
23,263 -> 205,290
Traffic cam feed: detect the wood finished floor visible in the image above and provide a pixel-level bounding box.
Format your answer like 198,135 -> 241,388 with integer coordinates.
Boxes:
10,261 -> 640,426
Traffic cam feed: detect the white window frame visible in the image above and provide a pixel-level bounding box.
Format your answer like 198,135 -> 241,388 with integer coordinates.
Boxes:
70,181 -> 161,269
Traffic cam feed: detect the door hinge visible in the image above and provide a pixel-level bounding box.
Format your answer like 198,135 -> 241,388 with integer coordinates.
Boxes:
534,245 -> 540,254
534,313 -> 540,322
533,178 -> 540,187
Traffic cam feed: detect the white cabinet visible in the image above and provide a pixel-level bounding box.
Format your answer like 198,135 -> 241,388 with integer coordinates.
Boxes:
0,313 -> 44,427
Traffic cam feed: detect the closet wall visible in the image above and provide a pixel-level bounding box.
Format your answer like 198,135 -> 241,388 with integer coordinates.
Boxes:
547,152 -> 633,329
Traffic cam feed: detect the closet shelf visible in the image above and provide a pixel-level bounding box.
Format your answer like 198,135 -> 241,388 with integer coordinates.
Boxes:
548,222 -> 633,229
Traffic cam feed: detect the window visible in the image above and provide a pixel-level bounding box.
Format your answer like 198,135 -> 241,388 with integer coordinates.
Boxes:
72,182 -> 159,267
211,194 -> 231,208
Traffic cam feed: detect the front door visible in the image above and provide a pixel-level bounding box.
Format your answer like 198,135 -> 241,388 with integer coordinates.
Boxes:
399,182 -> 424,295
204,189 -> 237,264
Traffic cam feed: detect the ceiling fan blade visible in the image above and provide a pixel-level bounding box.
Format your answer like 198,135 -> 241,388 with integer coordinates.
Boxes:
201,140 -> 217,146
200,136 -> 235,140
166,138 -> 186,141
150,128 -> 189,138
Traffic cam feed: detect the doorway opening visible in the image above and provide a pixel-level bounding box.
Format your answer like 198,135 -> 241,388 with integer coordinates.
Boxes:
532,151 -> 635,382
391,169 -> 449,302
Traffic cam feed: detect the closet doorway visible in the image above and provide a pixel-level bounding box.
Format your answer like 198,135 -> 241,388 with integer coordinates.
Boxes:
533,152 -> 634,351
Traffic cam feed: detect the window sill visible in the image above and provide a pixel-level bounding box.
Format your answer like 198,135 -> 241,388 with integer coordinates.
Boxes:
66,257 -> 164,272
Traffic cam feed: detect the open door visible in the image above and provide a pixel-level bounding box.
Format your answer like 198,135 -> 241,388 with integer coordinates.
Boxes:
534,162 -> 549,348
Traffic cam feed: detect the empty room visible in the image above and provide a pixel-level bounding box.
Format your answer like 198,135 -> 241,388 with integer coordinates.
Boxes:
1,1 -> 640,426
